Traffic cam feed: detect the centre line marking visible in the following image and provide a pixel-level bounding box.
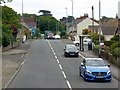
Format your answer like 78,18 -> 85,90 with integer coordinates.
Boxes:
57,59 -> 60,63
47,40 -> 72,89
59,64 -> 63,70
66,80 -> 72,89
62,71 -> 67,78
55,56 -> 57,59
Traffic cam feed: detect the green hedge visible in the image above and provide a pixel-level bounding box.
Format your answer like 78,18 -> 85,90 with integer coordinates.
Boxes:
113,48 -> 120,57
94,45 -> 99,50
104,41 -> 115,47
111,42 -> 120,56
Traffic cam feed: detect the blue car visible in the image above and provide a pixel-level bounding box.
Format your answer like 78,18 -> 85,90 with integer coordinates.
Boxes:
79,58 -> 111,81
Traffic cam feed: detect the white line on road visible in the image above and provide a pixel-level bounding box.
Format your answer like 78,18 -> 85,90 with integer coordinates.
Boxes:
59,64 -> 63,70
47,40 -> 72,89
57,59 -> 60,64
55,55 -> 57,59
62,71 -> 67,78
66,80 -> 72,89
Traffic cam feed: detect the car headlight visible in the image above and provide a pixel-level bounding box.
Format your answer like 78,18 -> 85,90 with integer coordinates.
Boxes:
107,70 -> 111,74
76,50 -> 79,53
66,51 -> 69,53
86,70 -> 92,74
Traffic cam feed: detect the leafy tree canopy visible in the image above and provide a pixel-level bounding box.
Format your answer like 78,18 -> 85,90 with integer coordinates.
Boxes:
38,10 -> 52,16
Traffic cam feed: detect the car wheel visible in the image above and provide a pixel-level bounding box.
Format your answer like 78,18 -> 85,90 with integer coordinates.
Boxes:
75,43 -> 79,46
84,72 -> 87,81
64,53 -> 67,57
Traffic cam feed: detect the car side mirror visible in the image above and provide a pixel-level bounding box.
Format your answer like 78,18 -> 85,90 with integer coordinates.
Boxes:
81,63 -> 84,66
108,64 -> 110,67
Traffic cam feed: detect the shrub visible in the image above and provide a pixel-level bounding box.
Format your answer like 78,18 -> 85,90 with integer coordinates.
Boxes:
111,42 -> 120,56
94,45 -> 99,50
2,32 -> 10,47
113,48 -> 120,57
111,35 -> 119,41
104,41 -> 115,47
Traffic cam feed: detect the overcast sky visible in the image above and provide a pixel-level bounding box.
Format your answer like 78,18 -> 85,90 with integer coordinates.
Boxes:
3,0 -> 120,20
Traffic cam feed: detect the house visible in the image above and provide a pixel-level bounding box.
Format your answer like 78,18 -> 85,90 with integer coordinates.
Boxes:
68,14 -> 99,40
19,17 -> 36,29
18,17 -> 36,39
88,18 -> 119,41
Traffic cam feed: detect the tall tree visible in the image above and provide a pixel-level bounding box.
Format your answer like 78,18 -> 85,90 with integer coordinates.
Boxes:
38,10 -> 52,16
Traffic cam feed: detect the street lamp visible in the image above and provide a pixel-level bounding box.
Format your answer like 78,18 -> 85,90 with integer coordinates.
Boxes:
65,8 -> 68,33
70,0 -> 74,40
99,0 -> 101,58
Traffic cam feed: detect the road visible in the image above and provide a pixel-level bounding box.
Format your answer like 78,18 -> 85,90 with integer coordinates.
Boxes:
7,39 -> 119,89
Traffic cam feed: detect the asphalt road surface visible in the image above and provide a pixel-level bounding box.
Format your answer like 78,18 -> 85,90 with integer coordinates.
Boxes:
7,39 -> 119,89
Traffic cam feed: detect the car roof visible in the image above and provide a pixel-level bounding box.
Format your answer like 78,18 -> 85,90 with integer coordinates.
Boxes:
85,58 -> 103,61
66,44 -> 75,47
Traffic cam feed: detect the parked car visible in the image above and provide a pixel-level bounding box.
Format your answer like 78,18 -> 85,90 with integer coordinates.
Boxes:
73,41 -> 79,46
73,39 -> 91,46
55,35 -> 61,39
79,58 -> 111,81
64,44 -> 79,57
83,39 -> 91,45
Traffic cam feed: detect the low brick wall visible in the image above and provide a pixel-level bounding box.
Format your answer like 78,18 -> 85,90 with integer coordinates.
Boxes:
93,48 -> 118,67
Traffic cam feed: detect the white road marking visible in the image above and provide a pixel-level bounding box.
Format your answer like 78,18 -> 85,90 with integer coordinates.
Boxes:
62,71 -> 67,78
57,59 -> 60,63
66,80 -> 72,89
47,40 -> 72,89
59,64 -> 63,70
53,52 -> 56,55
55,55 -> 57,59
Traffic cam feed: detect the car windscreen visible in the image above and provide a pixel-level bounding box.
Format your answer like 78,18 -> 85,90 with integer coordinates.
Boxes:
66,46 -> 77,51
86,60 -> 107,66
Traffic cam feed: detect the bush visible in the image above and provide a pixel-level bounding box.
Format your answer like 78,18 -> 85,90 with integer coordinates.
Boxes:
111,35 -> 119,41
113,48 -> 120,57
104,41 -> 115,47
111,42 -> 120,56
2,32 -> 10,47
94,45 -> 99,50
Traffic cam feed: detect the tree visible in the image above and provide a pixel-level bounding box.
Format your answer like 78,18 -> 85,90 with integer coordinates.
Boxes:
38,10 -> 52,16
2,5 -> 22,47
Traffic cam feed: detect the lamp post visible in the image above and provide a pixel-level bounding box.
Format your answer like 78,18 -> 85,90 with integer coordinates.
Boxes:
99,0 -> 101,58
21,0 -> 24,41
65,8 -> 68,33
92,6 -> 94,42
70,0 -> 74,40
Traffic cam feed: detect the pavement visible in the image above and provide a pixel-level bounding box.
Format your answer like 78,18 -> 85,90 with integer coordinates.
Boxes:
2,39 -> 32,88
79,44 -> 120,81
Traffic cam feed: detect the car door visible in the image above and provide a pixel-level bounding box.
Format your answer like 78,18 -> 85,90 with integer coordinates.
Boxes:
81,59 -> 86,76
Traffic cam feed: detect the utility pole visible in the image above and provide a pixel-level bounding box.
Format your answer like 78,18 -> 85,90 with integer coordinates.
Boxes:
99,0 -> 101,58
92,6 -> 94,42
65,8 -> 68,33
71,0 -> 74,40
22,0 -> 23,34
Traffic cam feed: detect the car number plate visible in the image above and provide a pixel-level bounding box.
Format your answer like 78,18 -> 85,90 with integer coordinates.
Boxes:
96,76 -> 104,79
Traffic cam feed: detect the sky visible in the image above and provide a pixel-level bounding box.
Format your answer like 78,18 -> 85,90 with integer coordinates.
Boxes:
2,0 -> 120,20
